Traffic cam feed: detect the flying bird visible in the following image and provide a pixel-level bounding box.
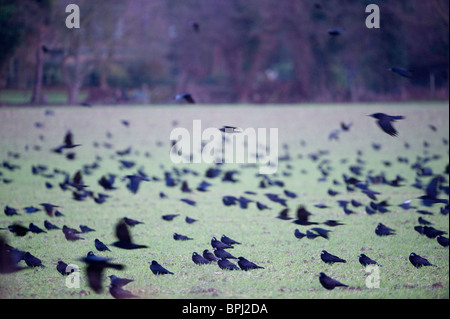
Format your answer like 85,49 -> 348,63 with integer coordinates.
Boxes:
175,93 -> 195,104
111,220 -> 148,250
368,113 -> 405,137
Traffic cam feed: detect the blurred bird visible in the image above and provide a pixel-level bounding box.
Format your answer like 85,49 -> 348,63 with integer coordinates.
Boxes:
218,258 -> 240,271
221,235 -> 241,246
62,225 -> 85,241
359,254 -> 383,267
109,284 -> 139,299
123,217 -> 144,227
108,275 -> 134,288
124,175 -> 149,194
368,113 -> 405,137
23,252 -> 45,268
389,67 -> 412,78
173,233 -> 193,241
375,223 -> 396,236
95,239 -> 111,252
292,205 -> 318,225
436,235 -> 449,248
0,237 -> 25,274
211,237 -> 233,249
111,220 -> 148,250
203,249 -> 220,262
213,248 -> 237,260
294,229 -> 306,239
175,93 -> 195,104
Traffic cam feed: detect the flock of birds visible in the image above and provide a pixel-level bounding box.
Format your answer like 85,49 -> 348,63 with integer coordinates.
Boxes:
0,13 -> 449,299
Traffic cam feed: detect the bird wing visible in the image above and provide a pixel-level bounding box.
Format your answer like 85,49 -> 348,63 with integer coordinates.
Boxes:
377,118 -> 398,136
116,221 -> 132,243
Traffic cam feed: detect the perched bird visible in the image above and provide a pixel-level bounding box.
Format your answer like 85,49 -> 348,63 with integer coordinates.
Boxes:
95,239 -> 111,252
149,260 -> 174,275
23,252 -> 45,268
4,206 -> 19,216
123,217 -> 144,227
409,253 -> 437,268
237,257 -> 264,271
221,235 -> 241,246
369,113 -> 405,137
80,225 -> 95,233
108,275 -> 134,288
175,93 -> 195,104
1,224 -> 30,237
213,247 -> 237,259
40,203 -> 60,217
389,67 -> 412,78
319,272 -> 348,290
185,216 -> 198,224
62,225 -> 85,241
359,254 -> 382,267
111,220 -> 148,250
44,220 -> 60,230
79,251 -> 124,293
0,237 -> 25,274
217,258 -> 240,271
203,249 -> 220,262
375,223 -> 396,236
436,235 -> 449,248
162,214 -> 179,221
55,260 -> 70,275
29,223 -> 47,234
327,28 -> 344,36
322,220 -> 344,227
306,230 -> 320,239
173,233 -> 193,241
192,252 -> 211,265
320,250 -> 346,264
211,237 -> 233,249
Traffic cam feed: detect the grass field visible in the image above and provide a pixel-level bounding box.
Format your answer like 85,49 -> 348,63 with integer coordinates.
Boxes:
0,102 -> 448,299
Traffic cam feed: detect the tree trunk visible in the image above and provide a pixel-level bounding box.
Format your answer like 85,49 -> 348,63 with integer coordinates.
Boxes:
31,45 -> 44,104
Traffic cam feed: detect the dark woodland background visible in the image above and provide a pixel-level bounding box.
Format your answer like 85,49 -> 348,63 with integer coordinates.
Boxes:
0,0 -> 448,105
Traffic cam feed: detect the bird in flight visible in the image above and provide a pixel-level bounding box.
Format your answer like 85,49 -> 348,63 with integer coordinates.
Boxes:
388,67 -> 412,78
369,113 -> 404,137
175,93 -> 195,104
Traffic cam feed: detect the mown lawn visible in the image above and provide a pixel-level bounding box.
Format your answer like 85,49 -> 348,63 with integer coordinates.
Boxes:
0,102 -> 448,299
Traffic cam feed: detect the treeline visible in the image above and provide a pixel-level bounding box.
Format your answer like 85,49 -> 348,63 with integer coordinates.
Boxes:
0,0 -> 448,105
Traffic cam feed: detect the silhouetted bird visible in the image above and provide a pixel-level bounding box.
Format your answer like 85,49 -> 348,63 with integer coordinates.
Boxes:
375,223 -> 396,236
111,220 -> 148,250
319,272 -> 348,290
192,252 -> 211,265
306,230 -> 319,239
218,258 -> 240,270
409,253 -> 437,268
369,113 -> 405,137
162,214 -> 179,221
277,208 -> 292,220
23,252 -> 45,268
98,175 -> 116,190
418,217 -> 433,225
311,227 -> 332,239
175,93 -> 195,104
124,175 -> 149,194
221,235 -> 241,246
53,130 -> 81,153
40,203 -> 60,217
185,216 -> 198,224
320,250 -> 346,264
4,206 -> 19,216
1,224 -> 30,237
294,229 -> 306,239
189,21 -> 200,32
359,254 -> 382,267
80,225 -> 95,233
95,239 -> 111,252
203,249 -> 220,262
123,217 -> 144,227
79,251 -> 124,293
55,260 -> 70,275
328,28 -> 344,36
418,175 -> 448,207
422,226 -> 447,239
44,220 -> 60,230
322,220 -> 344,227
29,223 -> 46,234
389,67 -> 412,78
340,122 -> 352,131
149,260 -> 174,275
108,275 -> 134,288
292,205 -> 318,225
436,235 -> 449,247
173,233 -> 193,241
237,257 -> 264,271
0,237 -> 25,274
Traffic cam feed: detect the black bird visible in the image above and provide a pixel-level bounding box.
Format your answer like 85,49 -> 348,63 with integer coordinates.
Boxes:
123,217 -> 144,227
292,205 -> 318,226
173,233 -> 193,241
219,126 -> 242,133
80,225 -> 96,233
109,284 -> 139,299
185,216 -> 198,224
44,220 -> 60,230
322,220 -> 345,227
418,217 -> 433,225
55,260 -> 70,275
409,253 -> 437,268
175,93 -> 195,104
79,251 -> 124,293
0,237 -> 25,274
203,249 -> 220,262
62,225 -> 85,241
192,252 -> 211,265
436,235 -> 449,248
320,250 -> 346,264
95,239 -> 111,252
319,272 -> 348,290
221,235 -> 241,246
359,254 -> 382,267
23,252 -> 45,268
389,67 -> 412,78
162,214 -> 179,221
29,223 -> 47,234
108,275 -> 134,288
189,21 -> 200,32
4,206 -> 19,216
237,257 -> 264,271
213,248 -> 237,259
40,203 -> 60,217
2,224 -> 30,237
328,28 -> 344,36
211,237 -> 233,249
124,175 -> 149,194
276,208 -> 292,220
422,226 -> 447,239
53,130 -> 81,153
311,227 -> 332,239
98,175 -> 116,190
217,258 -> 240,271
375,223 -> 396,236
306,230 -> 320,239
369,113 -> 405,137
149,260 -> 174,275
111,220 -> 148,250
418,175 -> 448,207
294,229 -> 306,239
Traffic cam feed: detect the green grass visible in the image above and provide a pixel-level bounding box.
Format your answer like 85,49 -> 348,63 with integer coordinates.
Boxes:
0,102 -> 448,299
0,89 -> 88,105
